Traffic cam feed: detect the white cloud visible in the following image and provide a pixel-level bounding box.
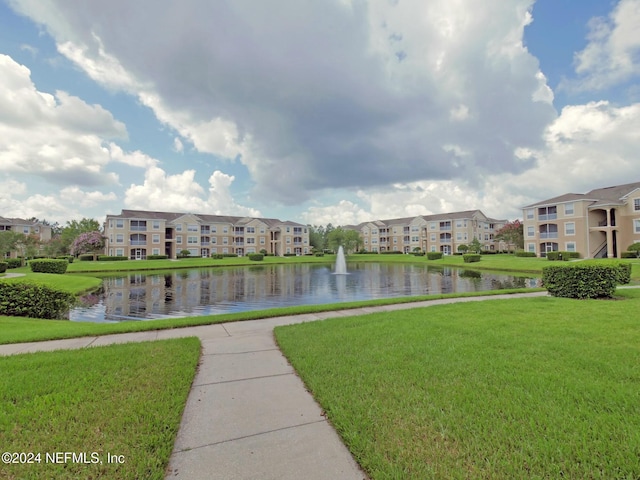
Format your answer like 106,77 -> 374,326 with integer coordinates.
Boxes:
570,0 -> 640,91
0,54 -> 126,186
7,0 -> 555,203
124,167 -> 260,217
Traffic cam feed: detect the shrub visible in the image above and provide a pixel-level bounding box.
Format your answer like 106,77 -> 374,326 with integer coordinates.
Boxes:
0,282 -> 76,319
628,242 -> 640,252
78,254 -> 95,261
247,253 -> 264,261
315,253 -> 325,257
148,254 -> 169,260
29,259 -> 68,274
413,252 -> 425,256
380,251 -> 403,254
622,251 -> 639,259
212,254 -> 224,259
427,252 -> 443,260
6,258 -> 22,268
97,255 -> 129,261
0,262 -> 7,273
56,255 -> 74,263
515,250 -> 536,257
463,254 -> 481,263
542,261 -> 629,299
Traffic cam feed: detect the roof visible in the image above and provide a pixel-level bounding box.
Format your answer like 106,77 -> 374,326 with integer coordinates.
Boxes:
108,210 -> 305,227
523,181 -> 640,209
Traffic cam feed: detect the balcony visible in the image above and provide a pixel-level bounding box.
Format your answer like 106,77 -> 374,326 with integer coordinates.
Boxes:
130,226 -> 147,231
539,232 -> 558,239
130,240 -> 147,246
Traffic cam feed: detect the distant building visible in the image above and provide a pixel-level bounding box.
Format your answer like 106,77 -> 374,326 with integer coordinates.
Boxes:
103,209 -> 310,259
0,216 -> 52,258
346,210 -> 507,254
522,181 -> 640,258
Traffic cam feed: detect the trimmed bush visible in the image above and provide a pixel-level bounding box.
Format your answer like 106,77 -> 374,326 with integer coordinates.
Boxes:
380,251 -> 403,254
463,254 -> 481,263
212,254 -> 224,259
542,261 -> 629,299
78,254 -> 95,261
413,252 -> 425,256
29,259 -> 68,274
247,253 -> 264,261
148,254 -> 169,260
427,252 -> 443,260
315,253 -> 325,257
6,258 -> 22,268
56,255 -> 74,263
515,250 -> 537,257
97,255 -> 129,261
0,262 -> 7,273
621,251 -> 639,258
0,282 -> 76,319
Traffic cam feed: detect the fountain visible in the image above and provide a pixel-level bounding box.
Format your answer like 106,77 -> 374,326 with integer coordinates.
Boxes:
334,245 -> 348,274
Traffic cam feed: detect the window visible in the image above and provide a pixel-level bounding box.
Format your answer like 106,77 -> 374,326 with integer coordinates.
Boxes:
176,236 -> 182,244
527,226 -> 535,237
246,227 -> 255,233
565,222 -> 575,235
115,248 -> 124,256
188,224 -> 198,232
565,203 -> 574,216
116,234 -> 124,244
223,237 -> 228,244
152,234 -> 160,243
635,199 -> 640,211
246,238 -> 255,244
175,224 -> 183,232
527,243 -> 535,253
223,227 -> 228,233
430,234 -> 436,241
187,236 -> 198,244
566,242 -> 576,252
152,248 -> 160,255
152,221 -> 161,229
260,237 -> 265,244
526,209 -> 534,220
23,227 -> 30,234
635,219 -> 640,233
116,219 -> 124,228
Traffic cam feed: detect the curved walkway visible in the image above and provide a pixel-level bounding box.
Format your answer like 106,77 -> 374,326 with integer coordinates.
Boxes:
0,291 -> 548,480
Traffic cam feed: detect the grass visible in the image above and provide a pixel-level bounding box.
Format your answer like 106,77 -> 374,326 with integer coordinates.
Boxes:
0,288 -> 539,345
275,288 -> 640,479
0,272 -> 102,295
0,337 -> 200,480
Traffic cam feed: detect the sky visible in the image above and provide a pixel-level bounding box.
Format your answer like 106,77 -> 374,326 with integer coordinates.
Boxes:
0,0 -> 639,227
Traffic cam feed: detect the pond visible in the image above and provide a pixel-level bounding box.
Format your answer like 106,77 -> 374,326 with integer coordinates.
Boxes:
70,262 -> 540,322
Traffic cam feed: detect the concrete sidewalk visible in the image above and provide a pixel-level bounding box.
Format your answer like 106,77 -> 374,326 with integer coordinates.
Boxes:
0,292 -> 547,480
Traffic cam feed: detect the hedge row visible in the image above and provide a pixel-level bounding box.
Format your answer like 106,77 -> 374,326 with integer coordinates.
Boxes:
0,282 -> 76,319
427,252 -> 443,260
546,251 -> 581,261
247,253 -> 264,261
0,262 -> 7,274
97,255 -> 128,261
29,259 -> 68,274
6,258 -> 22,268
541,261 -> 630,299
463,254 -> 481,263
515,250 -> 537,257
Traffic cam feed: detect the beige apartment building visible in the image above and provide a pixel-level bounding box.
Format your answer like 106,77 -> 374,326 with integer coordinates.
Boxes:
103,210 -> 310,259
0,216 -> 52,258
349,210 -> 507,254
522,181 -> 640,258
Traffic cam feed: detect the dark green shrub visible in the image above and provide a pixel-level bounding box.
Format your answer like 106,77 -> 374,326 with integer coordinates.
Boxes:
247,253 -> 264,261
628,242 -> 640,252
515,250 -> 537,257
284,253 -> 297,256
0,262 -> 7,273
97,255 -> 129,261
542,261 -> 629,299
413,252 -> 425,256
0,282 -> 76,319
56,255 -> 74,263
622,251 -> 639,258
427,252 -> 443,260
148,254 -> 168,260
29,259 -> 68,274
315,253 -> 325,257
78,254 -> 95,261
7,258 -> 22,268
380,251 -> 403,254
212,254 -> 224,259
463,254 -> 481,263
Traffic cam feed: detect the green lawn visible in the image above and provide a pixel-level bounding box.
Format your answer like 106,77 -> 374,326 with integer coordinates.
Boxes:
0,338 -> 200,480
275,288 -> 640,479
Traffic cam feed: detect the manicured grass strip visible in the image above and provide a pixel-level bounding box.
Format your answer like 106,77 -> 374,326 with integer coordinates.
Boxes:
0,288 -> 541,345
0,338 -> 200,480
275,289 -> 640,479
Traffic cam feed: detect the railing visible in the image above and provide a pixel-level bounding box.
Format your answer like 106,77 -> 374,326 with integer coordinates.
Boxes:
130,226 -> 146,231
538,214 -> 557,221
130,241 -> 146,246
539,232 -> 558,239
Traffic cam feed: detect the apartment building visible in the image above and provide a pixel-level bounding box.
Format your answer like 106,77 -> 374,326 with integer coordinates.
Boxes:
103,210 -> 310,259
0,216 -> 52,258
522,181 -> 640,258
350,210 -> 507,254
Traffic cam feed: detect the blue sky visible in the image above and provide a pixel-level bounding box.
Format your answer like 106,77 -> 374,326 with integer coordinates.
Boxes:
1,0 -> 639,226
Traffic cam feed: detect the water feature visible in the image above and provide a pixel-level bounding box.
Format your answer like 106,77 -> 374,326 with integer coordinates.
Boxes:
334,246 -> 348,274
70,262 -> 539,322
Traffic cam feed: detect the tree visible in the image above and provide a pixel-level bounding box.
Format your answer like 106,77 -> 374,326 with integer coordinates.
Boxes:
469,237 -> 483,254
457,244 -> 469,254
494,220 -> 524,252
60,218 -> 102,254
308,225 -> 325,252
70,231 -> 106,258
327,227 -> 363,253
0,231 -> 22,258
